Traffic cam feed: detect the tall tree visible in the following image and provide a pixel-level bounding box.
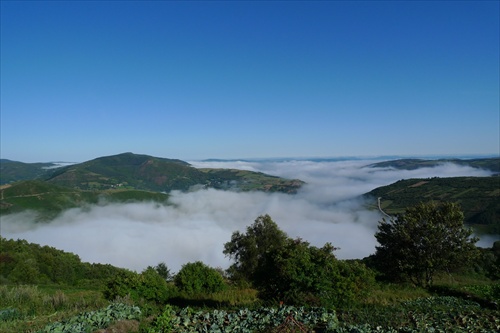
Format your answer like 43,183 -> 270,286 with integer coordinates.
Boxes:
374,201 -> 479,287
224,215 -> 375,306
223,214 -> 288,282
154,262 -> 172,281
254,238 -> 374,307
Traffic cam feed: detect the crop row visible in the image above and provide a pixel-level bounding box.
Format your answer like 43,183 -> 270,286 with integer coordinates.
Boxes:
149,297 -> 499,333
37,302 -> 141,333
148,305 -> 338,333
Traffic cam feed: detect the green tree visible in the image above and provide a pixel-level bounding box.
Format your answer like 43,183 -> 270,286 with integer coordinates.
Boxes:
374,201 -> 479,287
9,256 -> 40,284
223,214 -> 288,283
174,261 -> 226,295
136,267 -> 171,303
154,262 -> 172,282
254,238 -> 374,307
103,269 -> 140,301
224,215 -> 375,307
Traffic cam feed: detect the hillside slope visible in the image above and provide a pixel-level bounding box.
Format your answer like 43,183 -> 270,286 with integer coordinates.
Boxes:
0,159 -> 59,184
365,176 -> 500,234
369,157 -> 500,173
0,180 -> 169,221
44,152 -> 303,193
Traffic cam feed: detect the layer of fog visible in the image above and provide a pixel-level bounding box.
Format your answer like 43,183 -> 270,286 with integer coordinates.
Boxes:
1,159 -> 496,273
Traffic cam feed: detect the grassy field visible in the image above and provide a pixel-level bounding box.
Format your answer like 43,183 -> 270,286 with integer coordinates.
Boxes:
1,276 -> 498,333
0,285 -> 108,333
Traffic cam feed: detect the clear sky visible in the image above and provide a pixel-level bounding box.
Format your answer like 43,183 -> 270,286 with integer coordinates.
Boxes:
1,1 -> 499,163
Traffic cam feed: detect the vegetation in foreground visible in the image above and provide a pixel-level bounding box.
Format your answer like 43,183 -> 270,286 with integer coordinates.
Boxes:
1,202 -> 499,332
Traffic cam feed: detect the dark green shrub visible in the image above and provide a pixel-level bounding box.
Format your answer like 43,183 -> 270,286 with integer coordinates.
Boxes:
104,268 -> 173,304
254,239 -> 375,308
174,261 -> 226,295
136,267 -> 172,303
103,269 -> 140,301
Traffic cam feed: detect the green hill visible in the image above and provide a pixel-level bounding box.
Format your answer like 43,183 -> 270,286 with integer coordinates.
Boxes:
44,152 -> 303,193
0,180 -> 170,221
0,159 -> 59,184
0,153 -> 304,219
369,157 -> 500,173
365,176 -> 500,234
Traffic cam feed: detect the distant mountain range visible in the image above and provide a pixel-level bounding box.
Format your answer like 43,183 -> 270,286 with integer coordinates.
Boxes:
368,158 -> 500,173
1,152 -> 304,192
0,153 -> 304,220
1,154 -> 499,234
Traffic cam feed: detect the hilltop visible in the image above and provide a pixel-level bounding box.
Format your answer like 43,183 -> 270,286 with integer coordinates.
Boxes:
1,152 -> 304,193
0,153 -> 304,220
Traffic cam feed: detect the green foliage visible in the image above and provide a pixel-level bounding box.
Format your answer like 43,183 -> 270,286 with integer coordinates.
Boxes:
0,284 -> 108,333
0,159 -> 57,185
154,262 -> 173,281
474,245 -> 500,280
0,237 -> 126,286
223,214 -> 289,283
366,176 -> 500,234
200,168 -> 304,193
461,283 -> 500,302
136,267 -> 171,303
0,308 -> 21,321
0,180 -> 169,220
43,152 -> 302,193
37,302 -> 141,333
148,304 -> 175,333
224,215 -> 375,308
369,157 -> 500,173
174,261 -> 226,296
373,202 -> 480,287
255,239 -> 375,307
335,296 -> 499,332
104,268 -> 173,304
148,305 -> 338,333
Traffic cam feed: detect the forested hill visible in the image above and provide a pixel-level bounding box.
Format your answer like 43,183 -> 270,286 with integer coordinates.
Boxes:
0,236 -> 128,285
1,152 -> 304,193
366,176 -> 500,234
369,157 -> 500,173
0,159 -> 60,184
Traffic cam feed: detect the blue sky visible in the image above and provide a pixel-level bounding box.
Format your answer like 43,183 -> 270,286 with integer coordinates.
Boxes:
1,1 -> 499,163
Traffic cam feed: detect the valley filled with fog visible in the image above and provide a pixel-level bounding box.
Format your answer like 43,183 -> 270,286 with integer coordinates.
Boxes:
1,159 -> 495,273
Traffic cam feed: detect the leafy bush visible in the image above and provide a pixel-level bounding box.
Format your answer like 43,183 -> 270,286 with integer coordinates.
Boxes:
255,239 -> 375,307
462,283 -> 500,302
136,267 -> 172,303
104,269 -> 140,300
104,268 -> 173,304
174,261 -> 226,295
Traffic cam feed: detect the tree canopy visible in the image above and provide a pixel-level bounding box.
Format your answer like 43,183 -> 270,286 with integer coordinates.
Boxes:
223,214 -> 288,283
224,215 -> 375,307
174,261 -> 226,295
374,201 -> 479,287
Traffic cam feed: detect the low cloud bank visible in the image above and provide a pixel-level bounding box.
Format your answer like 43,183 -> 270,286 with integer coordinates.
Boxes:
1,159 -> 496,273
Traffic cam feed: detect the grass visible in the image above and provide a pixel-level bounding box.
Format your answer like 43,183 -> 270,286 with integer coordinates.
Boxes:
1,272 -> 498,332
0,285 -> 108,333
